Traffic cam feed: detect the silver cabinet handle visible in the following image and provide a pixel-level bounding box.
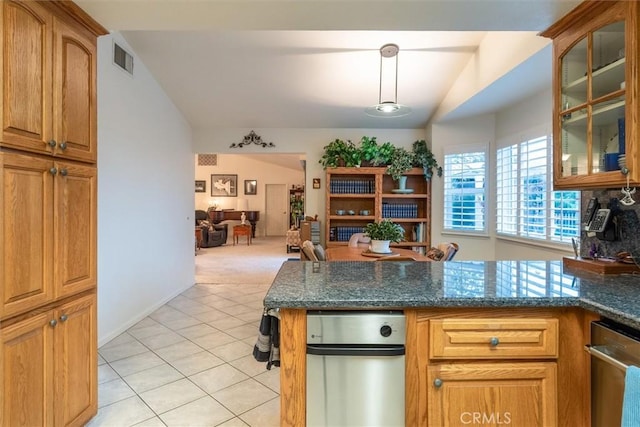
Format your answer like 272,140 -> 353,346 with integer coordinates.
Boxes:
490,337 -> 500,347
49,167 -> 58,176
59,168 -> 68,177
59,141 -> 67,150
48,139 -> 57,148
49,319 -> 58,327
60,314 -> 68,322
433,378 -> 443,388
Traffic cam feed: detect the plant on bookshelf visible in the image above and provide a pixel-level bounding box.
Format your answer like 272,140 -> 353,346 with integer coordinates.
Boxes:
360,136 -> 395,166
319,139 -> 361,168
386,147 -> 415,182
412,139 -> 442,180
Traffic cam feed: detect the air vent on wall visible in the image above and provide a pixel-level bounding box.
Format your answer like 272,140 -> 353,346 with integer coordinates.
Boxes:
113,43 -> 133,75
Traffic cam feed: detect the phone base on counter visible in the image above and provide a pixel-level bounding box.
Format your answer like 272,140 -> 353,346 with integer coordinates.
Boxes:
563,256 -> 640,275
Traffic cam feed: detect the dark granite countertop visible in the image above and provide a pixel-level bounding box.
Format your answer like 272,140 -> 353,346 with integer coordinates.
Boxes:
263,260 -> 640,330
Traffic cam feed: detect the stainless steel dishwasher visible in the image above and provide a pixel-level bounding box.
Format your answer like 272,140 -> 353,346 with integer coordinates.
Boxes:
306,310 -> 405,427
587,318 -> 640,427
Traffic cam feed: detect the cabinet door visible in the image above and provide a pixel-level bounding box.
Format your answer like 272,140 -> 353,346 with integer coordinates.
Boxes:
53,161 -> 96,299
1,0 -> 53,154
0,312 -> 55,427
0,152 -> 54,319
52,15 -> 97,163
428,362 -> 557,427
54,294 -> 97,427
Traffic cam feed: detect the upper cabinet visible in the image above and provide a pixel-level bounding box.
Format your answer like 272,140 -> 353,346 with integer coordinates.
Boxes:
541,1 -> 639,189
1,0 -> 98,163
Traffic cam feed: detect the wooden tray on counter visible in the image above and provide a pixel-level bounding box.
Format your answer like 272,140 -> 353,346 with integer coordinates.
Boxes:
562,256 -> 640,274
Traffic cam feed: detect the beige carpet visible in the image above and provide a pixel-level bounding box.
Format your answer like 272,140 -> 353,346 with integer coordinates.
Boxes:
195,235 -> 298,285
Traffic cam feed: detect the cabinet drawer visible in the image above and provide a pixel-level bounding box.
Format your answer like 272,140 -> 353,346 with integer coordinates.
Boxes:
430,318 -> 558,359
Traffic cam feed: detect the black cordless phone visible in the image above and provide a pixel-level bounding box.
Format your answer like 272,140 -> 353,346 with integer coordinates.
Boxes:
582,198 -> 599,226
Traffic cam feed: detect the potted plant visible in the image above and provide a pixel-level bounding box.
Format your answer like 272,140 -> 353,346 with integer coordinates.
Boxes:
386,146 -> 414,189
363,219 -> 405,253
412,139 -> 442,180
319,139 -> 361,168
359,136 -> 394,166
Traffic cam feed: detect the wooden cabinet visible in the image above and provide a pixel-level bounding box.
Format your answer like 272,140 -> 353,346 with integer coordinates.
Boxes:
0,151 -> 97,319
424,317 -> 559,426
0,2 -> 104,425
427,362 -> 557,427
1,0 -> 98,163
1,293 -> 97,427
541,1 -> 639,189
326,167 -> 431,251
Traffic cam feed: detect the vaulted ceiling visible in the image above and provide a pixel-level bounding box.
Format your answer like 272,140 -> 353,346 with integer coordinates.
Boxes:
77,0 -> 582,130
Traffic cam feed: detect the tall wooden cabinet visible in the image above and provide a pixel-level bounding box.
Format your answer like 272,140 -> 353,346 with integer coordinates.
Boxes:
325,167 -> 431,251
0,1 -> 105,425
541,1 -> 640,189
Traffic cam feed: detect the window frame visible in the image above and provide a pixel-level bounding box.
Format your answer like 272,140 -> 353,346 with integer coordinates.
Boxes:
442,144 -> 489,236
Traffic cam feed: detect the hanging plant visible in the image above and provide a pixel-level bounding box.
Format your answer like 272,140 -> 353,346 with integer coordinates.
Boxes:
412,139 -> 442,180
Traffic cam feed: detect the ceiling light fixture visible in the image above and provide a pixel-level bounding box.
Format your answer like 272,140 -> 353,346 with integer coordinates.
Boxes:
365,43 -> 412,118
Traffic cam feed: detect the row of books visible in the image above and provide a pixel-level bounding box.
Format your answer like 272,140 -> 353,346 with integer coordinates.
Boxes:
382,203 -> 419,218
330,178 -> 375,194
329,226 -> 365,242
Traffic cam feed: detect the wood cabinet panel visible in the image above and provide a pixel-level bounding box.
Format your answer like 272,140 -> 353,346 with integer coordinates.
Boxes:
52,15 -> 96,163
430,318 -> 559,359
0,152 -> 54,319
1,1 -> 52,153
427,362 -> 557,427
54,294 -> 97,427
54,161 -> 97,299
1,0 -> 98,163
0,311 -> 55,427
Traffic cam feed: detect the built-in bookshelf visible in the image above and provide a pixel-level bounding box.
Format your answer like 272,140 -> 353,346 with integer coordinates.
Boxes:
325,167 -> 431,252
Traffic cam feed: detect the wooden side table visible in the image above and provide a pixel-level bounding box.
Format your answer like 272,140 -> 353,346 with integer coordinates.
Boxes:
195,227 -> 203,251
233,224 -> 252,245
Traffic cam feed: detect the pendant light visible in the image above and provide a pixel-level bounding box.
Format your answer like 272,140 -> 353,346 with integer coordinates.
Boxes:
365,43 -> 412,118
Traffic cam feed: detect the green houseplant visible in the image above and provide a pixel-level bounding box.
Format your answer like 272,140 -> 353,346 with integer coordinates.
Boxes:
319,139 -> 361,168
360,136 -> 394,166
364,219 -> 405,253
386,146 -> 415,183
412,139 -> 442,180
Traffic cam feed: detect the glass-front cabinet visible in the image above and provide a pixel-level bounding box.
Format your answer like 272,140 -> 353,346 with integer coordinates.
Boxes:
542,1 -> 638,189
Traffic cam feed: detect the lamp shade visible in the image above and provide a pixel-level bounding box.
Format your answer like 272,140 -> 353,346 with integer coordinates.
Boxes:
237,198 -> 249,211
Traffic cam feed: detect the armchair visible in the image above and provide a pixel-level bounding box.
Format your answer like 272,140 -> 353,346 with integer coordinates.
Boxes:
195,210 -> 228,247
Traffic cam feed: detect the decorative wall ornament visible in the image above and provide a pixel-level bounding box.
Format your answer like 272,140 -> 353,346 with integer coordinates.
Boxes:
198,154 -> 218,166
230,130 -> 275,148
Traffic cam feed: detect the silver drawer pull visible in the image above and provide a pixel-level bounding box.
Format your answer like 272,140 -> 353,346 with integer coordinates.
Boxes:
489,337 -> 499,347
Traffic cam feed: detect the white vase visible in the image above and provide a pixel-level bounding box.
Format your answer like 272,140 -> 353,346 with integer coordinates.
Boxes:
397,176 -> 408,190
370,239 -> 391,254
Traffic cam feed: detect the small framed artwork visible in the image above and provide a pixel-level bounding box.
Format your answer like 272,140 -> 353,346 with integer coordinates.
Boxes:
313,178 -> 321,189
211,174 -> 238,197
195,180 -> 206,193
244,180 -> 257,195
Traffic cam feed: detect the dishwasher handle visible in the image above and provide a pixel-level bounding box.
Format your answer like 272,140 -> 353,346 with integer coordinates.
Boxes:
585,344 -> 630,372
307,344 -> 405,357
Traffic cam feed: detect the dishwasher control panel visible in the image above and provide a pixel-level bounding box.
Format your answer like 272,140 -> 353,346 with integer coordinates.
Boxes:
307,310 -> 405,345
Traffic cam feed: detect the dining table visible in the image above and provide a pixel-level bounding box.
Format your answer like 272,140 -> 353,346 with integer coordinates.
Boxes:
324,246 -> 432,261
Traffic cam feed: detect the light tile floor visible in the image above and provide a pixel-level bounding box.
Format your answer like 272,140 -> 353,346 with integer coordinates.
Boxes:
88,283 -> 279,427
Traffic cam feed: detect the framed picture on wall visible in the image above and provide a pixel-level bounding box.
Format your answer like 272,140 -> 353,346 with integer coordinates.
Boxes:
195,180 -> 206,193
313,178 -> 321,189
211,174 -> 238,197
244,180 -> 257,195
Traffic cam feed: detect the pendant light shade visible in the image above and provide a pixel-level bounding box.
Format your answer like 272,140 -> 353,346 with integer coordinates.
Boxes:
365,43 -> 412,118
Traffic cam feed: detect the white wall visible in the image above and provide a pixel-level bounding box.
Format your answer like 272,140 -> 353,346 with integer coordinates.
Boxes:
194,154 -> 305,237
97,33 -> 195,346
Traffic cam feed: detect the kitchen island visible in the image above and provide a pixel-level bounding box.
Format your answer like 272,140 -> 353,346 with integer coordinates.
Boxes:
264,260 -> 640,426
